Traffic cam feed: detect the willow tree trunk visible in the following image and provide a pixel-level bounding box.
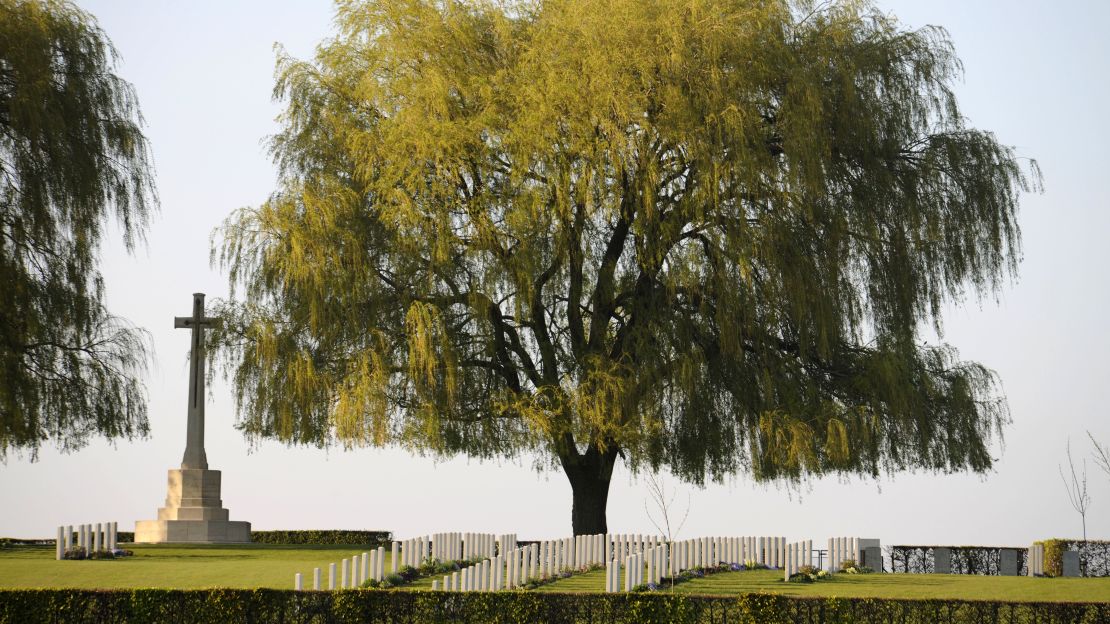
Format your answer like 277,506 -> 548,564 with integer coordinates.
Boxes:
560,443 -> 619,535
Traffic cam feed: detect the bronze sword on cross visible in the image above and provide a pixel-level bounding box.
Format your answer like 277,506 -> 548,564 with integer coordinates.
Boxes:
174,293 -> 219,470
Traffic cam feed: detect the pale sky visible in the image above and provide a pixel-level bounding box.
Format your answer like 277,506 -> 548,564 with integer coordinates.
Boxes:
2,0 -> 1108,547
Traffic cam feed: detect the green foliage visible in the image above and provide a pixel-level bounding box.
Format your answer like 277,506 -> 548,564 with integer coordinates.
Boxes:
788,565 -> 826,583
1041,539 -> 1066,578
837,559 -> 871,574
1,589 -> 1109,623
248,530 -> 392,545
0,0 -> 156,461
212,0 -> 1039,531
366,558 -> 478,588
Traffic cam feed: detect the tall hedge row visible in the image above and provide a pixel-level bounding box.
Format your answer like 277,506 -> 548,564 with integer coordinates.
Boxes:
1,590 -> 1106,624
1039,540 -> 1110,578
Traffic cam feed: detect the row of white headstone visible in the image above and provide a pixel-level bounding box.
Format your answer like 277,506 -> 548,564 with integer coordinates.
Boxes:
427,534 -> 816,594
827,536 -> 861,571
295,546 -> 388,590
782,540 -> 814,580
604,546 -> 667,592
296,534 -> 521,590
426,532 -> 503,563
433,545 -> 524,591
294,533 -> 875,590
602,536 -> 800,592
432,534 -> 606,591
55,523 -> 118,560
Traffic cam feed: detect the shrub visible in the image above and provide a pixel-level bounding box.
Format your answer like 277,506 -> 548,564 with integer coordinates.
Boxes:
788,565 -> 828,583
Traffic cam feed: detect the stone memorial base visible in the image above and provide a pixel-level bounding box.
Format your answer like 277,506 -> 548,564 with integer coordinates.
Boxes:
135,468 -> 251,543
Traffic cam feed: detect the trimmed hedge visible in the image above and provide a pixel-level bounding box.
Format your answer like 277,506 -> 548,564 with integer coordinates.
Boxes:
887,546 -> 1028,576
1,590 -> 1107,624
5,530 -> 391,547
1040,540 -> 1110,578
248,530 -> 393,545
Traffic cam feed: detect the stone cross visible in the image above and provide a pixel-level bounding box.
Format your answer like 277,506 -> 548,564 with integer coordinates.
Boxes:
174,293 -> 219,470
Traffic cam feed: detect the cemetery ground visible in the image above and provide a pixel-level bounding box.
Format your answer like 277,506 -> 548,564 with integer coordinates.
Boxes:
2,543 -> 1108,602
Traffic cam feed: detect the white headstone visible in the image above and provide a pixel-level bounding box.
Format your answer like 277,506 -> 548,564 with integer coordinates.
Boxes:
313,567 -> 321,590
55,526 -> 64,560
328,562 -> 336,590
341,558 -> 349,588
294,573 -> 303,590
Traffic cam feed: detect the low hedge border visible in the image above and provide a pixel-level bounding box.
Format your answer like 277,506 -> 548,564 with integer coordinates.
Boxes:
249,531 -> 393,546
1,589 -> 1107,624
3,530 -> 393,547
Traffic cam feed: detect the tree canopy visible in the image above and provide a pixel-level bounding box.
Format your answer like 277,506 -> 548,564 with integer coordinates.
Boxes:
0,0 -> 155,460
214,0 -> 1039,533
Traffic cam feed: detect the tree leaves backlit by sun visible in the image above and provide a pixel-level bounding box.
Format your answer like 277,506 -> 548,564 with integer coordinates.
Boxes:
212,0 -> 1039,533
0,0 -> 156,460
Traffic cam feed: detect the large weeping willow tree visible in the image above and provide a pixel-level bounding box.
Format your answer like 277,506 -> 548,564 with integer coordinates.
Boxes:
0,0 -> 155,460
214,0 -> 1038,533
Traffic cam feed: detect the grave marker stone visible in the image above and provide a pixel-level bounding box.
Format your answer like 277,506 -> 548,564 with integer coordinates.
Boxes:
863,546 -> 882,572
1000,549 -> 1018,576
1062,551 -> 1080,577
934,547 -> 952,574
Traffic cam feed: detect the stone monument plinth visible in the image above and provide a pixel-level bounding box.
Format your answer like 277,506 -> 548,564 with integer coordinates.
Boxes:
135,468 -> 250,542
135,293 -> 250,544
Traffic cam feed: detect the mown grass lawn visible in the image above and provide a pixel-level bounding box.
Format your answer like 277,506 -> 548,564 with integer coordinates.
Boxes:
0,544 -> 387,589
535,567 -> 1110,603
3,545 -> 1109,603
